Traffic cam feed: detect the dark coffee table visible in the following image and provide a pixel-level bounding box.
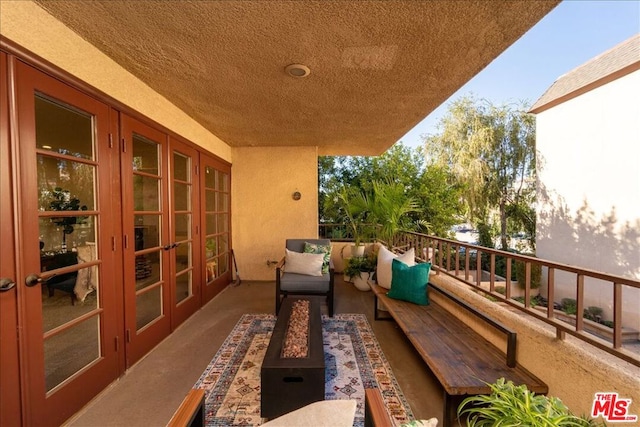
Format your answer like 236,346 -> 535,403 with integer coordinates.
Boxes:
261,298 -> 325,419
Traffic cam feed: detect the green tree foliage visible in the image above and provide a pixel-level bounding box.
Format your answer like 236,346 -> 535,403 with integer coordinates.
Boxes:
424,95 -> 536,250
319,143 -> 464,239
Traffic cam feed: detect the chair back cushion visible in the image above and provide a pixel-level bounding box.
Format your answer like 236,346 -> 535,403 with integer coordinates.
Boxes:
285,249 -> 324,276
286,239 -> 331,253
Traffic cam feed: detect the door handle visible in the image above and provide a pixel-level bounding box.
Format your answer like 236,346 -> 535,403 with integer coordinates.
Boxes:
0,278 -> 16,292
25,273 -> 56,287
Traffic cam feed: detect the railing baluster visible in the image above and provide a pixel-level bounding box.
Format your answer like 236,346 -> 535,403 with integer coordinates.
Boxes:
476,249 -> 481,287
613,282 -> 622,349
445,243 -> 451,272
547,267 -> 555,319
576,274 -> 585,332
506,257 -> 512,299
524,262 -> 531,308
490,253 -> 495,292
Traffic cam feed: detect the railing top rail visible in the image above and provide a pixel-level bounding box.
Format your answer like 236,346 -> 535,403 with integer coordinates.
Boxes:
401,230 -> 640,288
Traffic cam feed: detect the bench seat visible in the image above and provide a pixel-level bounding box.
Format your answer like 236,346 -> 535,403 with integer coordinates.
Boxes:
370,281 -> 547,426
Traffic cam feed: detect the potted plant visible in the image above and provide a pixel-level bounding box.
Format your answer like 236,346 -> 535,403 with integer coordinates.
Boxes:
205,238 -> 216,259
368,180 -> 423,247
457,378 -> 603,426
336,186 -> 371,257
49,187 -> 88,252
343,250 -> 377,291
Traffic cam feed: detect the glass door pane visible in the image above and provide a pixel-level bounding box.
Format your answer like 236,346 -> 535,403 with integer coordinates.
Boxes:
201,155 -> 231,303
121,114 -> 171,367
132,134 -> 164,331
173,152 -> 192,305
15,60 -> 120,427
170,139 -> 200,328
35,95 -> 102,392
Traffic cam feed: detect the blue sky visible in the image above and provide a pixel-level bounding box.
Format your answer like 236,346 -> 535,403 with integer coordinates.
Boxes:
399,0 -> 640,149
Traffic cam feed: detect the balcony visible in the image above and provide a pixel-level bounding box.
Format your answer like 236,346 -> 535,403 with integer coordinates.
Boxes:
67,233 -> 639,426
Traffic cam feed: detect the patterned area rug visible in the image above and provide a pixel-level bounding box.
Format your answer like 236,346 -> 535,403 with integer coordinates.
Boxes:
194,313 -> 414,426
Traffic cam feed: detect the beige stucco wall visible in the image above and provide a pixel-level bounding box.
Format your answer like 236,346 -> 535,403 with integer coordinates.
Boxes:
0,0 -> 231,161
430,273 -> 640,420
231,146 -> 319,280
535,70 -> 640,331
1,0 -> 325,282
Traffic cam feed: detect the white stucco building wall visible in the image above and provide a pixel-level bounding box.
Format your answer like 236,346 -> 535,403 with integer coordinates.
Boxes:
533,36 -> 640,331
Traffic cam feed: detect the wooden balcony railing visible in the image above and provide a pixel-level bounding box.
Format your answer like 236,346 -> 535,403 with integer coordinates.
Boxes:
319,224 -> 640,367
391,231 -> 640,368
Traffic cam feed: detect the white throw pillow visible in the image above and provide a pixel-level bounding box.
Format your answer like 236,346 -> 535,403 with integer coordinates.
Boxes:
376,246 -> 415,289
285,249 -> 324,276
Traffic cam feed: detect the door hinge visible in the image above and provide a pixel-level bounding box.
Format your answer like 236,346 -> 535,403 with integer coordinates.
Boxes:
112,236 -> 116,251
123,234 -> 128,249
126,329 -> 131,343
122,138 -> 127,153
195,164 -> 199,176
108,133 -> 113,148
115,336 -> 119,352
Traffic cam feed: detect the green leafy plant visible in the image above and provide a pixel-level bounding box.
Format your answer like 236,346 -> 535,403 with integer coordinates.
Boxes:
512,295 -> 544,307
343,252 -> 377,279
336,185 -> 372,247
514,255 -> 542,289
458,378 -> 602,426
368,179 -> 423,246
584,306 -> 603,322
561,298 -> 578,315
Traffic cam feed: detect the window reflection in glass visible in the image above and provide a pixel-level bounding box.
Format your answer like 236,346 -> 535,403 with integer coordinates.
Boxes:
44,316 -> 100,392
35,95 -> 94,160
175,242 -> 190,272
135,250 -> 161,291
136,286 -> 162,331
175,271 -> 191,304
37,156 -> 96,212
173,152 -> 189,182
133,175 -> 160,212
205,166 -> 215,189
174,214 -> 190,242
132,134 -> 159,175
173,183 -> 189,211
134,215 -> 160,250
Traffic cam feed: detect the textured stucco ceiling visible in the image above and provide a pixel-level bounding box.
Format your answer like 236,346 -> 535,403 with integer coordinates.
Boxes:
34,1 -> 559,155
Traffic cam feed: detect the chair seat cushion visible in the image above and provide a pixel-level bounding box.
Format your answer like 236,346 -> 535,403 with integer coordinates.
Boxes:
280,272 -> 331,292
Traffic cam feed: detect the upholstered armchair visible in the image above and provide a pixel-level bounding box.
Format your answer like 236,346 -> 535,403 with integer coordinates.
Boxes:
275,239 -> 334,316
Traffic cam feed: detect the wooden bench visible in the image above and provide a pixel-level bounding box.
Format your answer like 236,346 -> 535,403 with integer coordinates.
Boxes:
370,280 -> 548,426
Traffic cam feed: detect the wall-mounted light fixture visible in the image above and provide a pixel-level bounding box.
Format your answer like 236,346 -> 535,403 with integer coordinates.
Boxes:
292,191 -> 302,201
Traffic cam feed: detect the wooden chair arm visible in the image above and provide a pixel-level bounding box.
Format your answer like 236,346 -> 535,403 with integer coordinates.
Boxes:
167,388 -> 205,427
364,388 -> 392,427
275,256 -> 286,271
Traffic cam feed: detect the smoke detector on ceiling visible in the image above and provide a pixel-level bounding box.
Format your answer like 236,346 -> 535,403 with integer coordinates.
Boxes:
285,64 -> 310,78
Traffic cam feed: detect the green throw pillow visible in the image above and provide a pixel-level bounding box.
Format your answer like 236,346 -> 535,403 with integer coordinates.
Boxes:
304,242 -> 332,274
387,259 -> 431,305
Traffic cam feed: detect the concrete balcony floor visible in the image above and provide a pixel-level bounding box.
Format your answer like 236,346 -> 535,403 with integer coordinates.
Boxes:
67,275 -> 442,426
